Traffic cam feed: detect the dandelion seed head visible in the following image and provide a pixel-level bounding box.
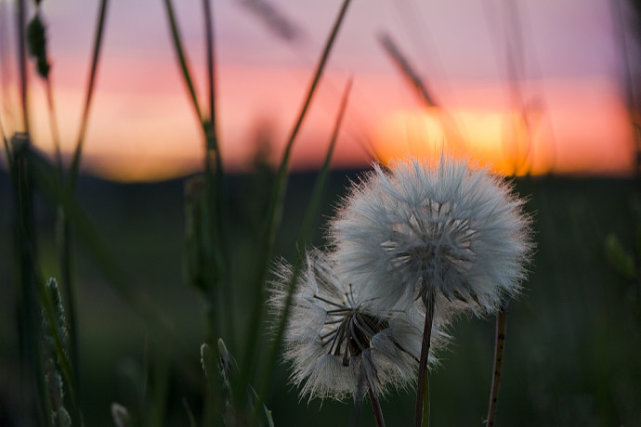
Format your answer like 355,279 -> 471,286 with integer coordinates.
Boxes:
269,249 -> 448,401
330,156 -> 533,314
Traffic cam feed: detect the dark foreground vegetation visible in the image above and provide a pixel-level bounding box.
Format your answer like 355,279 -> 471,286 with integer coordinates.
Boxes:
1,169 -> 639,426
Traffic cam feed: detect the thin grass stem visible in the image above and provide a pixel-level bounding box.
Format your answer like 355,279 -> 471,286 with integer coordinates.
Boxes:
17,0 -> 29,134
415,288 -> 435,427
201,0 -> 220,159
44,78 -> 62,173
239,0 -> 352,402
200,0 -> 230,345
1,124 -> 11,171
55,1 -> 109,401
40,71 -> 81,397
368,387 -> 386,427
162,0 -> 203,122
11,137 -> 50,425
259,79 -> 353,399
182,397 -> 197,427
68,0 -> 109,188
485,309 -> 508,427
378,32 -> 465,153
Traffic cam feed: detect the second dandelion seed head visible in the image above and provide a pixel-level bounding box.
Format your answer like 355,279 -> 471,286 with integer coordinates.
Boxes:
330,156 -> 533,314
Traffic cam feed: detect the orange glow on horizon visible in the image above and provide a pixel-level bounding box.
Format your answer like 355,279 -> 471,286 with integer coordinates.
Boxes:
373,98 -> 634,178
5,60 -> 633,182
374,108 -> 554,176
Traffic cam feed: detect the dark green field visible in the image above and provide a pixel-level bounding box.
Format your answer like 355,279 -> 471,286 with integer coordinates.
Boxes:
1,169 -> 640,426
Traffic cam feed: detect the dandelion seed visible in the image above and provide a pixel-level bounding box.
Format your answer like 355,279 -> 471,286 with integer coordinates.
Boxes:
330,155 -> 532,314
270,249 -> 448,401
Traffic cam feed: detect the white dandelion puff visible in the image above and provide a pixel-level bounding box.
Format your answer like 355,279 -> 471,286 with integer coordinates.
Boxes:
330,156 -> 533,314
269,249 -> 448,401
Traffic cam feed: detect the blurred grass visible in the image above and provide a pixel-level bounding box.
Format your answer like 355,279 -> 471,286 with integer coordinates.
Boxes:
1,169 -> 640,426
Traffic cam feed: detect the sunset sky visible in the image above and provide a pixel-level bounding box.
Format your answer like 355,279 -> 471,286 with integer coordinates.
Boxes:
0,0 -> 635,181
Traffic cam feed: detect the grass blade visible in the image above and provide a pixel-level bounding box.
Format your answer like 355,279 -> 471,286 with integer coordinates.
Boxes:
68,0 -> 109,188
17,0 -> 29,133
200,0 -> 229,343
258,78 -> 353,398
378,32 -> 437,108
10,135 -> 48,425
1,121 -> 11,171
44,77 -> 63,174
238,0 -> 353,401
378,31 -> 464,153
162,0 -> 203,122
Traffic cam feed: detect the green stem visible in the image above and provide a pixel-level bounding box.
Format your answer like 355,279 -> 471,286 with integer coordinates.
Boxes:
1,119 -> 11,171
238,0 -> 352,403
17,0 -> 29,134
415,288 -> 435,427
68,0 -> 109,188
12,137 -> 49,425
162,0 -> 203,121
259,78 -> 353,398
485,309 -> 508,427
200,0 -> 229,344
43,68 -> 80,403
44,77 -> 63,174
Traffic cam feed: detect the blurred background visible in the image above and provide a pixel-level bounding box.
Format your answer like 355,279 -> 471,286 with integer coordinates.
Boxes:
1,0 -> 641,425
0,0 -> 637,179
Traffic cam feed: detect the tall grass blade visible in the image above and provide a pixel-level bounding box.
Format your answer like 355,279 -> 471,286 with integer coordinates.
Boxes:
68,0 -> 109,188
26,6 -> 82,397
259,78 -> 353,398
378,32 -> 437,108
1,120 -> 11,171
10,134 -> 48,425
239,0 -> 304,43
200,0 -> 229,346
44,78 -> 63,173
162,0 -> 203,121
17,0 -> 29,133
378,31 -> 464,152
238,0 -> 352,401
202,0 -> 219,156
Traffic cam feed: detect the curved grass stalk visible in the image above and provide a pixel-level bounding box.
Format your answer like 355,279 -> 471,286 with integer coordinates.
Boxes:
68,0 -> 109,189
238,0 -> 353,403
259,78 -> 353,399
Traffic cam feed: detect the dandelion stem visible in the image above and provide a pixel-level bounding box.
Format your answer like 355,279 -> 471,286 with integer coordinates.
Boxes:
415,288 -> 435,427
368,387 -> 386,427
485,309 -> 508,427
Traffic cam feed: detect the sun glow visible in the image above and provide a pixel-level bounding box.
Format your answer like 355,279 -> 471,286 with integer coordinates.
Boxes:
373,108 -> 555,176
